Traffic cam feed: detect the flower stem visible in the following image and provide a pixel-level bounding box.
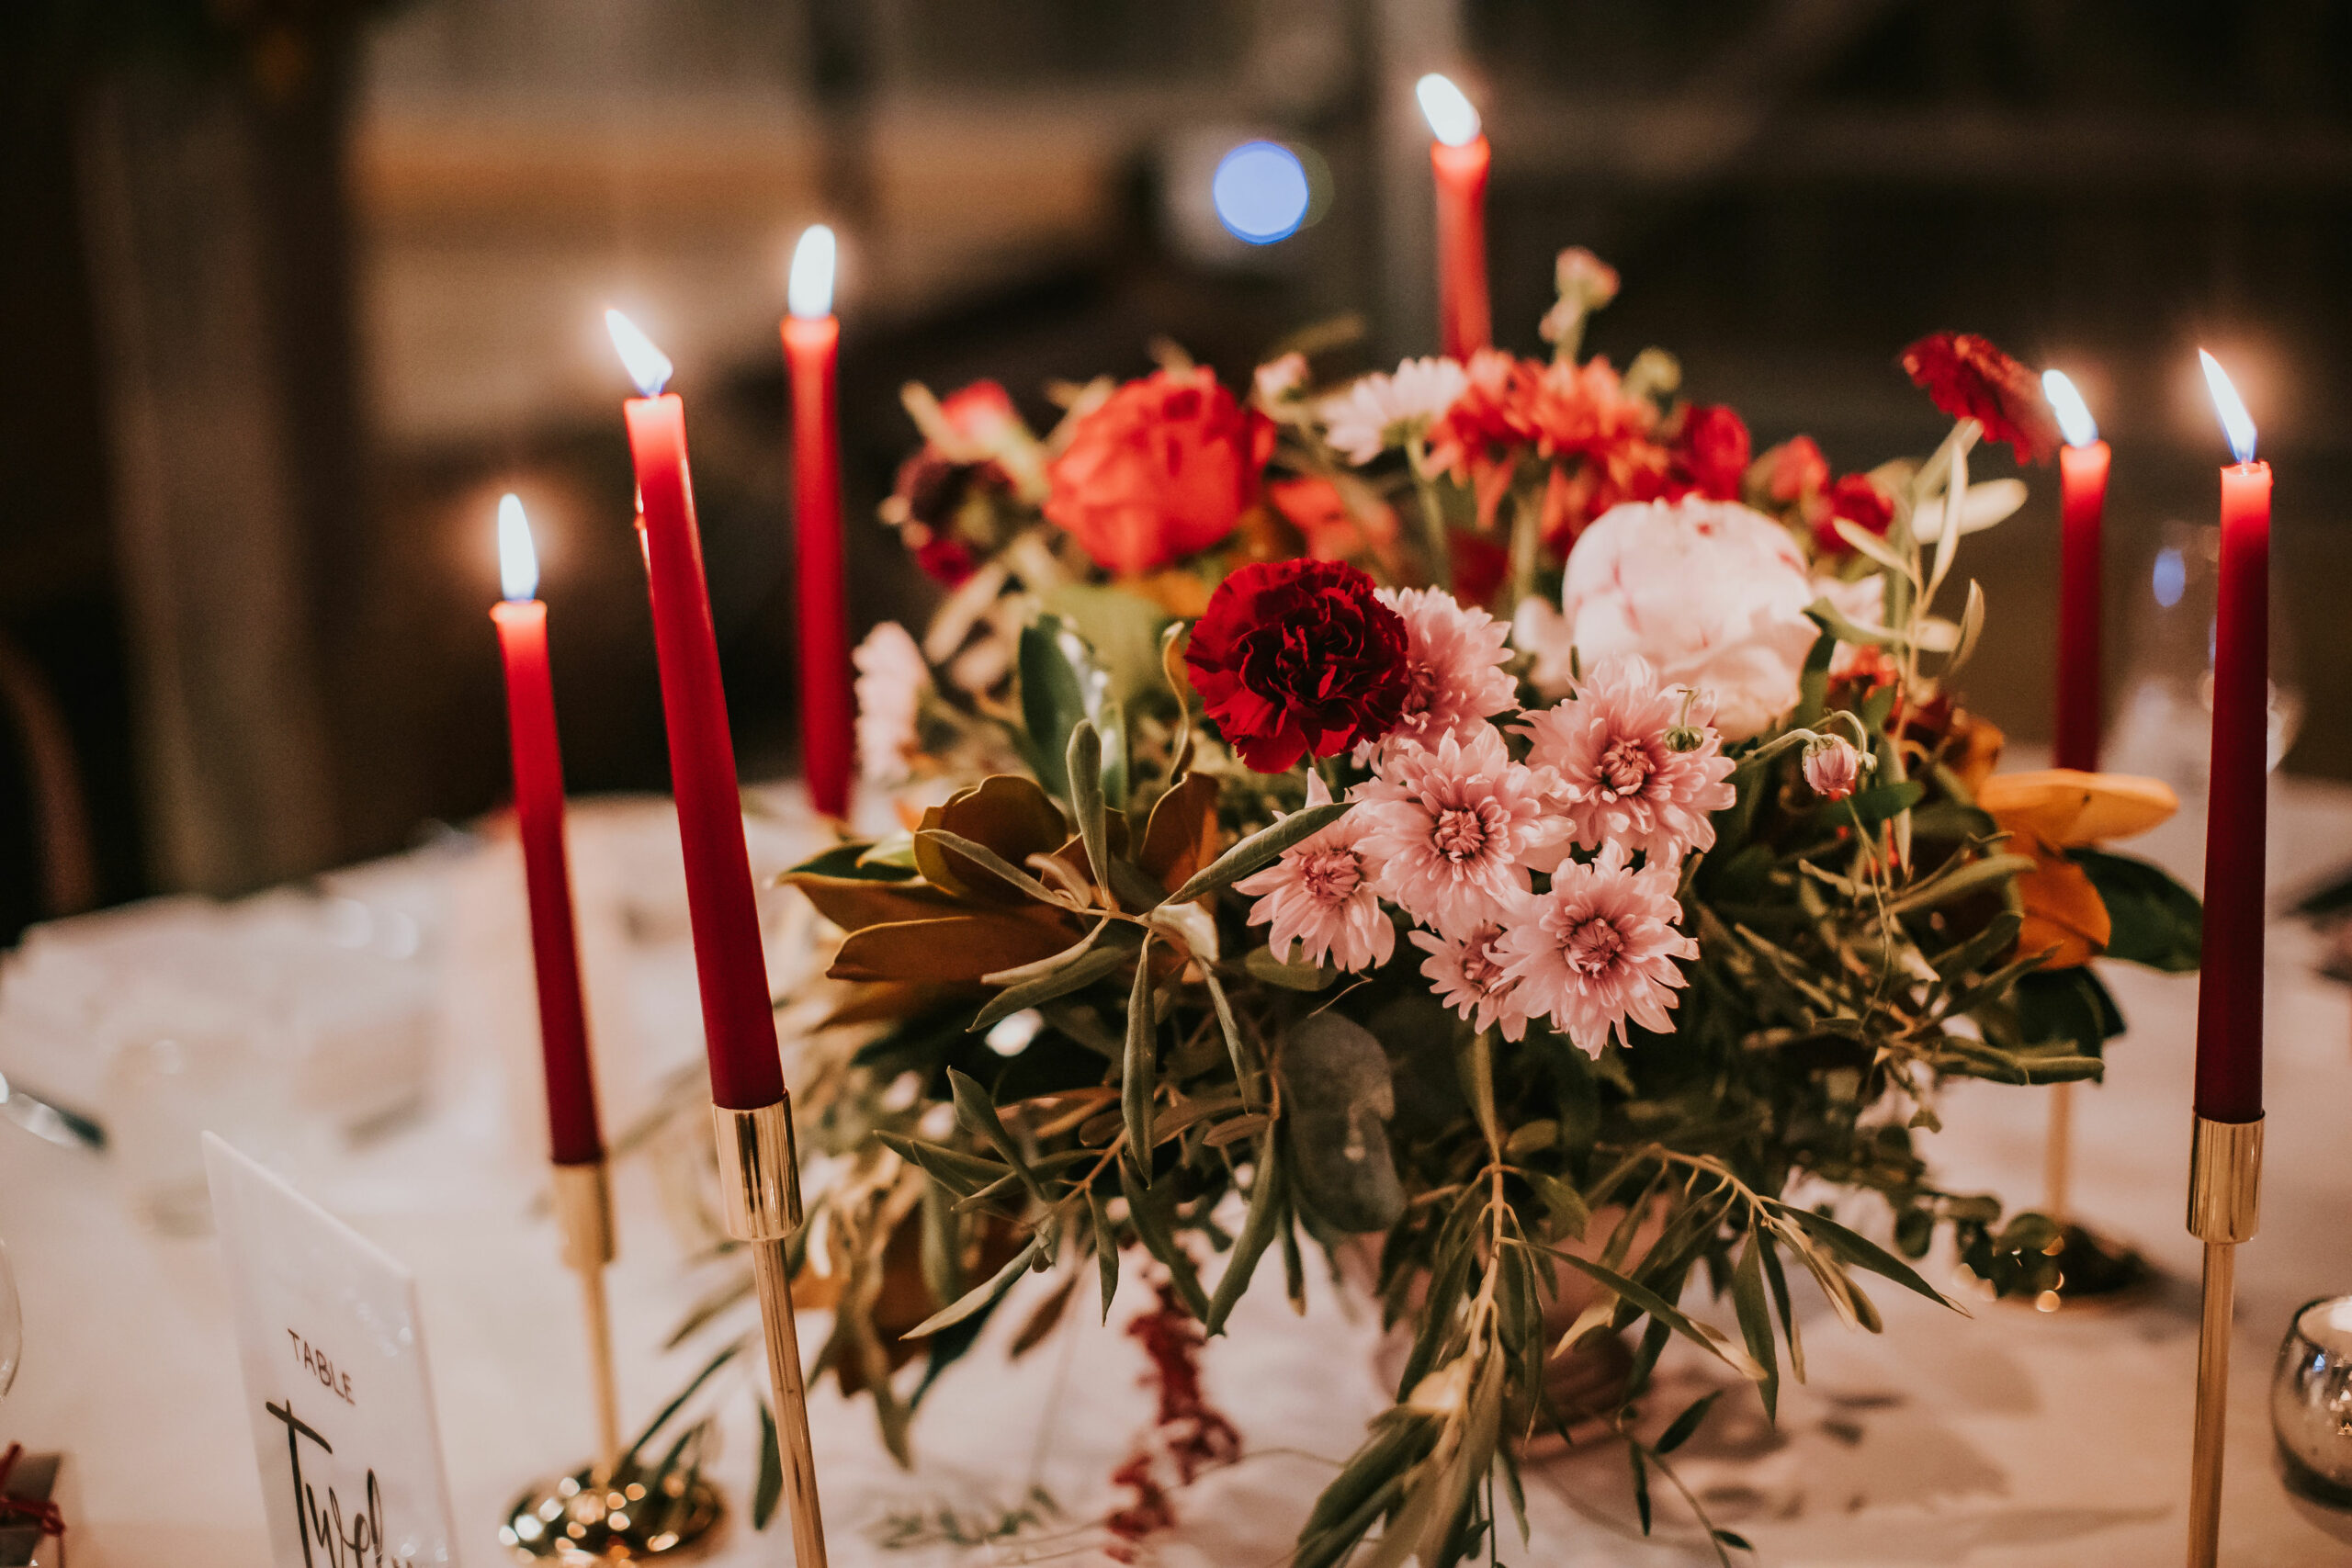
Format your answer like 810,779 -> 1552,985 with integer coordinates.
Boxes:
1406,436 -> 1453,592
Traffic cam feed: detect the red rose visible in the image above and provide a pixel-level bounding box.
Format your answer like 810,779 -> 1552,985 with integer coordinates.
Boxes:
1044,367 -> 1275,575
1899,332 -> 2062,465
1182,559 -> 1410,773
1813,472 -> 1895,555
938,378 -> 1019,445
1667,403 -> 1750,502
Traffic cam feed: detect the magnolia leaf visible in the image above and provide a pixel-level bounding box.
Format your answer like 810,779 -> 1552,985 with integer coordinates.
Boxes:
831,913 -> 1079,983
1138,772 -> 1222,891
782,873 -> 961,932
915,829 -> 1069,910
913,775 -> 1069,903
1165,803 -> 1350,906
2072,848 -> 2203,973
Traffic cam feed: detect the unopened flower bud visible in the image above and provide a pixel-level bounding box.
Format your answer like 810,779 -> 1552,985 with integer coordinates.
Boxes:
1803,737 -> 1866,801
1665,726 -> 1703,753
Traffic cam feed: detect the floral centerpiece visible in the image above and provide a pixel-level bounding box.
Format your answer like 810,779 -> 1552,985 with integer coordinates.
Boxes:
657,260 -> 2200,1562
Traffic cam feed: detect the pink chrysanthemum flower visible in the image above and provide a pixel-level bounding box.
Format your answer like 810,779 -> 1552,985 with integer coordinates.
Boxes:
1498,845 -> 1696,1056
1411,920 -> 1532,1042
1354,727 -> 1562,939
1518,655 -> 1736,870
1234,774 -> 1394,973
1358,587 -> 1519,761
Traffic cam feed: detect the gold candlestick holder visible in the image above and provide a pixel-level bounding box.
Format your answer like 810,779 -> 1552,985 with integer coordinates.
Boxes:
501,1159 -> 725,1563
713,1097 -> 831,1568
2185,1113 -> 2263,1568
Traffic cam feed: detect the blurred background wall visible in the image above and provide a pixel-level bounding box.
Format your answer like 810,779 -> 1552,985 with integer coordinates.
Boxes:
2,0 -> 2346,941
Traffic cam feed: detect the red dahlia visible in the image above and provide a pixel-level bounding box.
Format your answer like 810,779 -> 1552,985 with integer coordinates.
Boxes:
1182,559 -> 1411,773
1899,332 -> 2062,466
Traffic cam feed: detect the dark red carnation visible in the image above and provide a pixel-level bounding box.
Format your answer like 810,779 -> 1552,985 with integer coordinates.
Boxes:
1182,558 -> 1410,773
1667,403 -> 1751,502
1813,471 -> 1896,555
1900,332 -> 2062,466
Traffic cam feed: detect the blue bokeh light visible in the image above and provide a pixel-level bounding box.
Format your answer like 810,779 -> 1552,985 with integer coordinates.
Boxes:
2153,546 -> 2187,608
1212,141 -> 1310,244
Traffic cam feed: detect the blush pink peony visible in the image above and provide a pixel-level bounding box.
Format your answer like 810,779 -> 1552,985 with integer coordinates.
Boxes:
1554,497 -> 1820,740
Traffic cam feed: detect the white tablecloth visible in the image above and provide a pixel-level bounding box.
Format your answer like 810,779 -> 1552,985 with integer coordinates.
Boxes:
6,778 -> 2352,1568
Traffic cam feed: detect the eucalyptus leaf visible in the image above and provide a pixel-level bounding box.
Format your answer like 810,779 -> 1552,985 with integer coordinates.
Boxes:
1281,1013 -> 1407,1233
1205,1138 -> 1285,1334
1067,721 -> 1112,898
946,1068 -> 1055,1207
905,1226 -> 1050,1338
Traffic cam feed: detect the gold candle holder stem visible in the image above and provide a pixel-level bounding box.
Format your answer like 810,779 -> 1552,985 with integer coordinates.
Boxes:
2044,1080 -> 2075,1225
2184,1113 -> 2263,1568
552,1160 -> 622,1481
712,1099 -> 829,1568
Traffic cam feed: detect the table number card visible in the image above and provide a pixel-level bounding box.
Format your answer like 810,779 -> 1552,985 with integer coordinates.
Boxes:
203,1134 -> 458,1568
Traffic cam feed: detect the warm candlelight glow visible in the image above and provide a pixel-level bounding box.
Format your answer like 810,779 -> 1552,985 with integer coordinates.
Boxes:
788,225 -> 837,321
498,493 -> 539,603
2199,349 -> 2257,464
1415,73 -> 1481,147
605,309 -> 673,398
2042,369 -> 2098,448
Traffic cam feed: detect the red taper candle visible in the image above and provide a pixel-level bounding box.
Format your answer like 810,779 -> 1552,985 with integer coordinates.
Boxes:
783,225 -> 854,821
1418,73 -> 1491,360
2193,351 -> 2270,1124
491,495 -> 603,1166
2043,370 -> 2109,773
605,310 -> 786,1111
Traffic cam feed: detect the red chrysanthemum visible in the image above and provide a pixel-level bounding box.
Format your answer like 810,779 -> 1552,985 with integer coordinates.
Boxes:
1182,558 -> 1410,772
1044,367 -> 1275,575
1900,332 -> 2062,465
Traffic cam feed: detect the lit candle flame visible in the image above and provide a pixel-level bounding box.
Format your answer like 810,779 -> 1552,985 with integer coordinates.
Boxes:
604,309 -> 673,398
2041,369 -> 2098,448
497,493 -> 539,602
789,225 -> 837,320
1415,73 -> 1481,147
2199,349 -> 2257,465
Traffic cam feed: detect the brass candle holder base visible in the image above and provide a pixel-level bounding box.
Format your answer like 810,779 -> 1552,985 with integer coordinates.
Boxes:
2186,1112 -> 2264,1568
499,1464 -> 725,1562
